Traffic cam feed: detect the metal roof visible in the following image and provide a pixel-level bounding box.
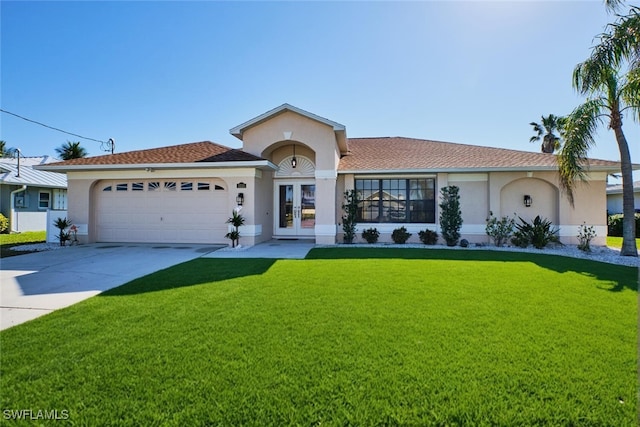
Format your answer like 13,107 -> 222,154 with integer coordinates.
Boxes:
0,156 -> 67,188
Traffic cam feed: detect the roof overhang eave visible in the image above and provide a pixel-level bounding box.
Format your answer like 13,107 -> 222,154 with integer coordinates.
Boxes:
338,165 -> 626,174
36,160 -> 279,173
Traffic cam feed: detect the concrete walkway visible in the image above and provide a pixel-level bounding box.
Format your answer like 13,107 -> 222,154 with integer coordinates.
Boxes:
0,240 -> 315,330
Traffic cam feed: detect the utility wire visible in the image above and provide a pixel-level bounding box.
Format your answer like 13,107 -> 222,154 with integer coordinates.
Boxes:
0,108 -> 107,143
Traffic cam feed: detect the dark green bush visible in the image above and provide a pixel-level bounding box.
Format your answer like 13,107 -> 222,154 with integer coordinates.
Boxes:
418,229 -> 438,245
391,227 -> 412,244
361,228 -> 380,244
607,213 -> 640,237
511,215 -> 560,249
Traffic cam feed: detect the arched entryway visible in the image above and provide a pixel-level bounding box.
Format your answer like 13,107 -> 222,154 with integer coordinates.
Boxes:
273,155 -> 316,238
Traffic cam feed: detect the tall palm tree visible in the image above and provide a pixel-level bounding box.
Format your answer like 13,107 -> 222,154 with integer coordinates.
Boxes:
529,114 -> 565,153
588,6 -> 639,76
559,60 -> 638,256
55,141 -> 88,160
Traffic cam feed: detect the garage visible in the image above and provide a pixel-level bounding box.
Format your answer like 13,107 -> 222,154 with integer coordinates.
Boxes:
95,178 -> 229,244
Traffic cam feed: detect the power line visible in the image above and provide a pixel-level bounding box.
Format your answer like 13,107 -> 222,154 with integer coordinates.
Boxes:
0,108 -> 115,153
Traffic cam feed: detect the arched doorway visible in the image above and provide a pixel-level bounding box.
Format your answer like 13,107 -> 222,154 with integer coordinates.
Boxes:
274,155 -> 316,238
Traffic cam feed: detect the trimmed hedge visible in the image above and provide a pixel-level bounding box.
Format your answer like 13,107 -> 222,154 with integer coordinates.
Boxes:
607,213 -> 640,237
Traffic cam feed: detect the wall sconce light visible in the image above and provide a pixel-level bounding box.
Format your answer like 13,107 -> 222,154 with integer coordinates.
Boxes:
523,195 -> 532,207
291,144 -> 297,168
236,193 -> 244,206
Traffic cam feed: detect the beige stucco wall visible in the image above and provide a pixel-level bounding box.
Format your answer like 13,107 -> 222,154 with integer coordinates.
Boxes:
240,110 -> 341,243
334,170 -> 608,246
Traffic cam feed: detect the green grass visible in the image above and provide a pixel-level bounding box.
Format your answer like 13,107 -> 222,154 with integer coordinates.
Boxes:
1,248 -> 637,425
607,235 -> 640,249
0,231 -> 46,258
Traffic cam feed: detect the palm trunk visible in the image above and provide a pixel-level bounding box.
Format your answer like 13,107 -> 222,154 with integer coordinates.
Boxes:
611,118 -> 638,257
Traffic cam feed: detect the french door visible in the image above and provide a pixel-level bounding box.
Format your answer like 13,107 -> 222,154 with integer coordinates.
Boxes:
275,181 -> 316,237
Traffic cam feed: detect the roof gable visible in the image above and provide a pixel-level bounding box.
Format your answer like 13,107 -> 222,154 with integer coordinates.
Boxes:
230,104 -> 349,154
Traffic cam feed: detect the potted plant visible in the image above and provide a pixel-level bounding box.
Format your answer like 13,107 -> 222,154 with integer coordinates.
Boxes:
225,210 -> 245,248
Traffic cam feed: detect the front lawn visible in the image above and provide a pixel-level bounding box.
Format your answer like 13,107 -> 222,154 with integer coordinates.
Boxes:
0,249 -> 637,425
0,231 -> 46,258
607,235 -> 640,249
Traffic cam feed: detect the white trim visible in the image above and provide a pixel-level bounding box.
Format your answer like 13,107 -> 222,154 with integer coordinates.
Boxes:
38,190 -> 51,210
339,165 -> 624,174
228,224 -> 262,237
558,225 -> 607,237
315,224 -> 337,236
276,156 -> 315,178
37,160 -> 278,173
448,173 -> 488,182
355,173 -> 436,179
315,169 -> 337,179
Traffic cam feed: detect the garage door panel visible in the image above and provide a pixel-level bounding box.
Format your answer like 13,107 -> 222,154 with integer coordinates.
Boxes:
96,179 -> 229,244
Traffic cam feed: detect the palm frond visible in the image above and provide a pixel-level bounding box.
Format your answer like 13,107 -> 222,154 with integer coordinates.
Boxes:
558,99 -> 604,205
620,66 -> 640,120
587,7 -> 640,72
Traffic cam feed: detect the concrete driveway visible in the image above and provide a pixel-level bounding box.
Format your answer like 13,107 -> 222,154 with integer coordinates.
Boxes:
0,243 -> 223,330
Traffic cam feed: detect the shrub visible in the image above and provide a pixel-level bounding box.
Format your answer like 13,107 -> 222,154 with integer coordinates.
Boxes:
0,213 -> 8,233
391,227 -> 411,244
439,186 -> 463,247
607,213 -> 640,237
361,228 -> 380,244
460,239 -> 469,248
485,211 -> 515,247
418,229 -> 438,245
511,215 -> 560,249
577,223 -> 596,253
54,217 -> 72,246
342,190 -> 358,244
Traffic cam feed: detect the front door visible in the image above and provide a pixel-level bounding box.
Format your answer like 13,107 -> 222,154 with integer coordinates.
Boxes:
275,181 -> 316,237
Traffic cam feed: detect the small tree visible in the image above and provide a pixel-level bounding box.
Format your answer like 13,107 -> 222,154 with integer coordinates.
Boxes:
577,223 -> 597,252
225,210 -> 245,248
439,186 -> 463,247
342,190 -> 358,244
485,211 -> 516,247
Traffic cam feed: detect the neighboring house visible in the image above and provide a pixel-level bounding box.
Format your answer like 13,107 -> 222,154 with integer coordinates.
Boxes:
606,181 -> 640,214
0,156 -> 68,232
38,104 -> 638,247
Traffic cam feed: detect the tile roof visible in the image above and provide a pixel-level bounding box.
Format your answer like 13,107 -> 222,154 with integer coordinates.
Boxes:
0,156 -> 67,188
43,141 -> 265,167
339,137 -> 625,172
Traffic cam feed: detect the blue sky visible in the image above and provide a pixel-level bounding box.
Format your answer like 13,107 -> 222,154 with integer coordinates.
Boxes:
1,1 -> 638,180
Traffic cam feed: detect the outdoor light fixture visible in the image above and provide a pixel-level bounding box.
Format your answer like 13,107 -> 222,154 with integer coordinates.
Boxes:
524,195 -> 533,207
236,193 -> 244,206
291,144 -> 297,168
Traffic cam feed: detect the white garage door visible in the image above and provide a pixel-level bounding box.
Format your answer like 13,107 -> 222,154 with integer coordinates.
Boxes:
95,179 -> 229,244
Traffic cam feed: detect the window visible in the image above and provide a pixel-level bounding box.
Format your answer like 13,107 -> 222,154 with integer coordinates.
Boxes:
38,192 -> 51,209
197,182 -> 210,191
148,182 -> 160,191
116,183 -> 128,192
164,181 -> 176,191
181,182 -> 193,191
103,185 -> 112,192
355,178 -> 436,223
132,182 -> 144,191
214,185 -> 225,191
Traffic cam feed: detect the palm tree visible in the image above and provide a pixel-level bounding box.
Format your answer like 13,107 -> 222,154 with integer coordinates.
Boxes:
529,114 -> 565,153
588,6 -> 639,76
559,60 -> 638,257
0,140 -> 10,158
55,141 -> 88,160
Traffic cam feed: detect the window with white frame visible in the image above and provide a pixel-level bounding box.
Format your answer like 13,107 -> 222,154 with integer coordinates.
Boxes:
38,191 -> 51,209
355,178 -> 436,223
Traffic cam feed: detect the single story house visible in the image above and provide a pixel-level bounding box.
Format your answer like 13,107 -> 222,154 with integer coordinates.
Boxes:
606,181 -> 640,214
38,104 -> 634,247
0,156 -> 67,232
